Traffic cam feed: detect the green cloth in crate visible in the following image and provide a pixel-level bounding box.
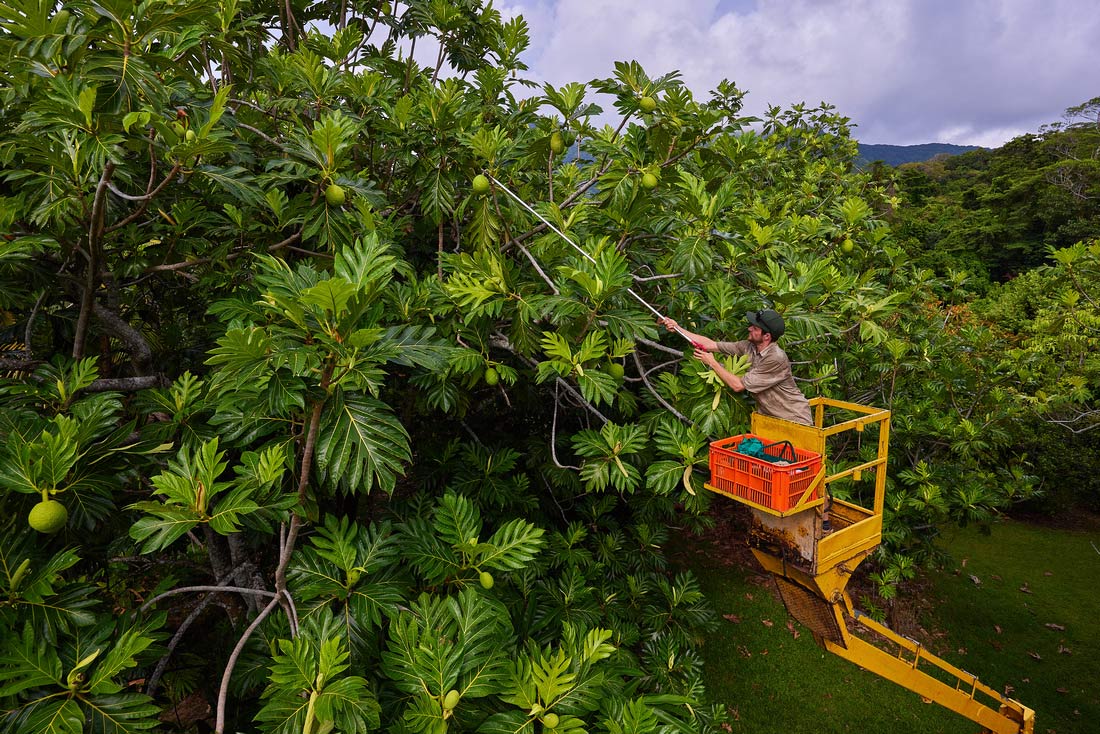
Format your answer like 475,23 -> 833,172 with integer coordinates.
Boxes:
735,437 -> 795,464
736,437 -> 767,459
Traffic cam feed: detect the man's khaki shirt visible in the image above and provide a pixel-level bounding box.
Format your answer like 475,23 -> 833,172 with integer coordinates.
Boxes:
714,339 -> 812,426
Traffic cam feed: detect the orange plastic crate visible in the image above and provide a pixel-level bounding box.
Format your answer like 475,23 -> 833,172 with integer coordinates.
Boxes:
708,433 -> 823,512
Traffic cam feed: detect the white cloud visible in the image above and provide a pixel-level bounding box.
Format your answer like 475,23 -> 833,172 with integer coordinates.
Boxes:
500,0 -> 1099,146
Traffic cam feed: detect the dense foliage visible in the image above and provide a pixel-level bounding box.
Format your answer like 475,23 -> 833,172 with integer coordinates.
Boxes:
891,99 -> 1100,284
889,98 -> 1100,514
1,2 -> 1092,732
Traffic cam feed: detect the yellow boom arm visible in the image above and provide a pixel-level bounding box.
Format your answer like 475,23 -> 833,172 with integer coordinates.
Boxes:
826,608 -> 1034,734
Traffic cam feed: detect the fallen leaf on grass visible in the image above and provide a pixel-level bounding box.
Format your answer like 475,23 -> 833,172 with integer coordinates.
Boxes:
761,618 -> 774,627
1057,687 -> 1069,694
744,592 -> 754,601
1028,651 -> 1042,661
723,613 -> 741,623
738,645 -> 752,658
961,557 -> 969,567
969,574 -> 982,586
991,574 -> 1002,581
990,641 -> 1003,651
786,620 -> 801,639
994,624 -> 1003,634
1019,583 -> 1033,594
1058,644 -> 1072,655
1044,622 -> 1065,631
1043,570 -> 1053,576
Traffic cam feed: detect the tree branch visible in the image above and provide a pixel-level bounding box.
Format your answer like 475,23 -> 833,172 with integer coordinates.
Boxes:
140,585 -> 277,613
632,271 -> 683,282
146,599 -> 214,696
105,161 -> 183,233
550,382 -> 581,470
92,302 -> 154,372
103,134 -> 179,231
632,350 -> 693,425
280,589 -> 300,638
84,375 -> 163,392
0,357 -> 39,373
215,595 -> 281,734
235,121 -> 283,148
73,162 -> 115,359
636,335 -> 687,357
513,240 -> 559,295
105,163 -> 181,203
143,229 -> 304,274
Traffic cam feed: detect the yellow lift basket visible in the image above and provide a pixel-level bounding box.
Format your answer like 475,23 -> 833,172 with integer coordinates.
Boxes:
705,397 -> 1035,734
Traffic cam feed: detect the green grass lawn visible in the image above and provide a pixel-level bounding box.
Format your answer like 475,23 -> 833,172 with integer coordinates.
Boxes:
674,513 -> 1100,733
928,518 -> 1100,734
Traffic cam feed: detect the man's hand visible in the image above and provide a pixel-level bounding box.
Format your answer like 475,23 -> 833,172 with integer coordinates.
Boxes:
695,347 -> 745,392
694,347 -> 718,367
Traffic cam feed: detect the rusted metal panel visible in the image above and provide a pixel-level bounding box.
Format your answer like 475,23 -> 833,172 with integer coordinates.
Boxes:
773,575 -> 846,646
748,507 -> 819,566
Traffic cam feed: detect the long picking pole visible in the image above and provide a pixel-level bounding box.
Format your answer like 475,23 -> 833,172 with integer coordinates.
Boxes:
486,174 -> 700,349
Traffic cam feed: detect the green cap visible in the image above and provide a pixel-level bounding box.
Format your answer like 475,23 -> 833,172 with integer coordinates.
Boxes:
746,309 -> 785,339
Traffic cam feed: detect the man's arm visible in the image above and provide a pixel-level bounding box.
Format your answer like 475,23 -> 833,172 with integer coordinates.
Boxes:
696,349 -> 746,392
657,317 -> 719,351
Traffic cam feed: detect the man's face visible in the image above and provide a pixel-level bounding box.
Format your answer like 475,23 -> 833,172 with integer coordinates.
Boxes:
747,324 -> 768,345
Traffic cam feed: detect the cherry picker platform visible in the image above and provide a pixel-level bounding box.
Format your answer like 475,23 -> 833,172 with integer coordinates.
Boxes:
705,397 -> 1035,734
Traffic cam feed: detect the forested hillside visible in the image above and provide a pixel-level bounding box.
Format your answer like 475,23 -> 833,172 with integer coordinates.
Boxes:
856,142 -> 980,167
0,2 -> 1096,733
891,112 -> 1100,282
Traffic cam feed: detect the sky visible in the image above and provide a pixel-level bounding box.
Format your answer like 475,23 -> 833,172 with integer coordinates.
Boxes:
490,0 -> 1099,148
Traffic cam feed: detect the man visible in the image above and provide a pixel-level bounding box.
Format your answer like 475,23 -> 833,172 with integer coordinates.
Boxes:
659,309 -> 813,426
